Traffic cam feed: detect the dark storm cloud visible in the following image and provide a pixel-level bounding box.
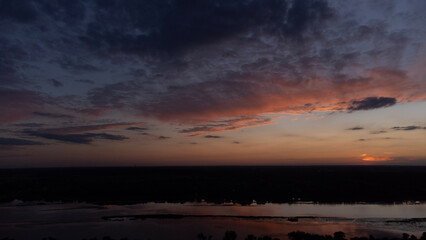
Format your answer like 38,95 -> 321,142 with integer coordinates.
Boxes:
347,97 -> 397,111
158,136 -> 170,140
25,130 -> 128,144
33,111 -> 74,119
204,135 -> 223,139
392,126 -> 426,131
0,137 -> 44,146
346,127 -> 363,130
80,0 -> 332,55
47,79 -> 63,87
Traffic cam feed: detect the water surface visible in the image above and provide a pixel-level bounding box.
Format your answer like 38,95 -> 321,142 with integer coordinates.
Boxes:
0,202 -> 425,240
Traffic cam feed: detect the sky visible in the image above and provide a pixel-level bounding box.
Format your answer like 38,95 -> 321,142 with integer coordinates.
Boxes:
0,0 -> 425,167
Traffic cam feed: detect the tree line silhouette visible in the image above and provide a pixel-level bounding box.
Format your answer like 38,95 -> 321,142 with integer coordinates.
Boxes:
2,166 -> 426,204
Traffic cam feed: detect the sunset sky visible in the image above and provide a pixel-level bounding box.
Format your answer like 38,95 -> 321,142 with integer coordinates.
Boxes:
1,0 -> 425,167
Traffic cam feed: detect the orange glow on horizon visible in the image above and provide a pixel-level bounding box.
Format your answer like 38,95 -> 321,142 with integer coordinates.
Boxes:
362,156 -> 392,162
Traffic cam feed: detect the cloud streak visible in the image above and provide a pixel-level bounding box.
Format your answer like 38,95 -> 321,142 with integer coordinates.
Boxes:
25,131 -> 128,144
204,135 -> 223,139
392,126 -> 426,131
0,137 -> 44,146
180,116 -> 276,136
47,79 -> 63,87
347,97 -> 397,111
38,122 -> 145,134
347,127 -> 364,131
33,112 -> 74,119
18,122 -> 144,144
126,127 -> 149,131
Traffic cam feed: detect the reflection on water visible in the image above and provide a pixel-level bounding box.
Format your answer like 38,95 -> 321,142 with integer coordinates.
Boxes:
106,202 -> 426,218
0,202 -> 425,240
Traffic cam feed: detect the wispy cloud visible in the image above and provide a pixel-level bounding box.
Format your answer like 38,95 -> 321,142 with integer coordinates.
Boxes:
0,137 -> 44,146
370,130 -> 387,134
126,127 -> 149,131
13,123 -> 46,128
204,135 -> 223,139
47,78 -> 63,87
39,122 -> 145,134
347,97 -> 396,111
19,122 -> 143,144
347,127 -> 364,131
158,136 -> 170,140
392,126 -> 426,131
32,112 -> 74,119
24,131 -> 127,144
180,115 -> 276,136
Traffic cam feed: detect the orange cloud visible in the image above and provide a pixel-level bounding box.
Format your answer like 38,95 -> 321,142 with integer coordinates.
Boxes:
179,115 -> 277,136
362,156 -> 393,162
135,67 -> 426,136
142,68 -> 425,122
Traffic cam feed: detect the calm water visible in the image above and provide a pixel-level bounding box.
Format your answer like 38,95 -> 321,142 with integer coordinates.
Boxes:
0,201 -> 425,240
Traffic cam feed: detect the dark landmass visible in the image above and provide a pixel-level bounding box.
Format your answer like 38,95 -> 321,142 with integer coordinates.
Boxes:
1,231 -> 426,240
101,214 -> 321,221
101,214 -> 426,223
1,166 -> 426,204
285,231 -> 426,240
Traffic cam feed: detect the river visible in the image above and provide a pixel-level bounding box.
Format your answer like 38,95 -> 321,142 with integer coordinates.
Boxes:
0,201 -> 425,240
